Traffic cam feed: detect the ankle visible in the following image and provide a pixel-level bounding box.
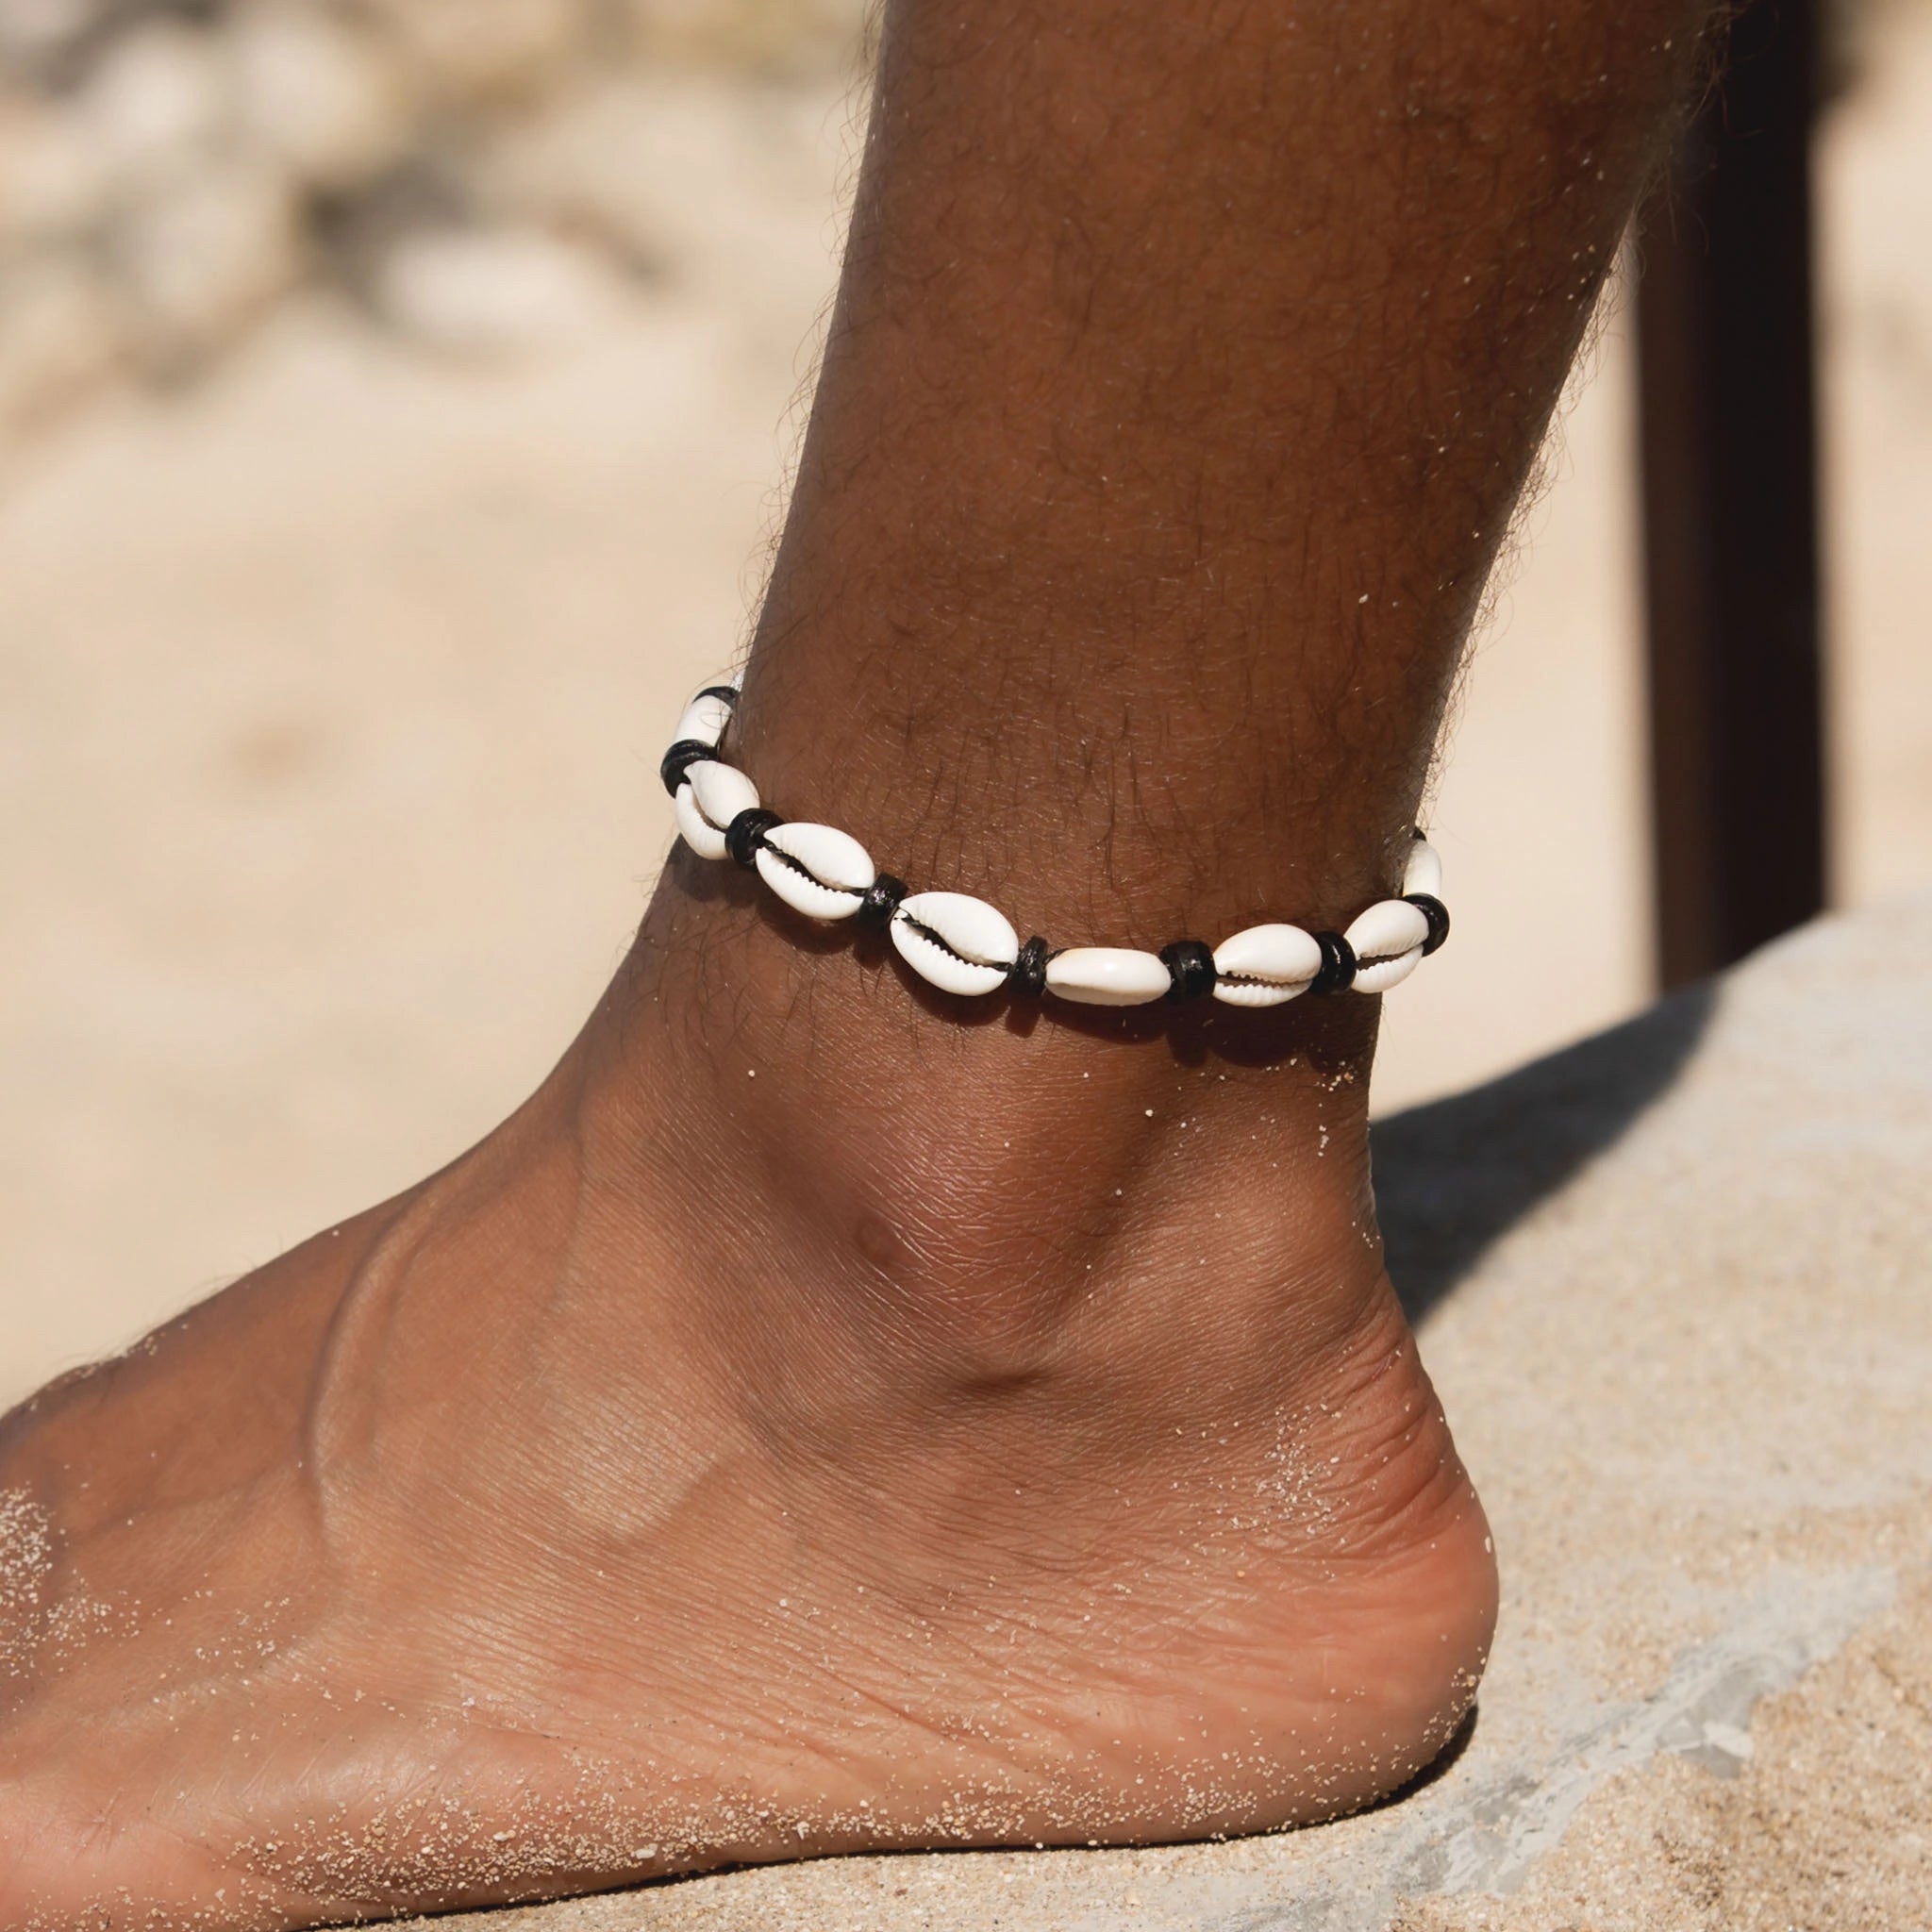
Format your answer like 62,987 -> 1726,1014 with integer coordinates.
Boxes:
592,876 -> 1390,1385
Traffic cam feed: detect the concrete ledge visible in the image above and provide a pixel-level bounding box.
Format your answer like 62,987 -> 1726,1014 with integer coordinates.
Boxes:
425,899 -> 1932,1929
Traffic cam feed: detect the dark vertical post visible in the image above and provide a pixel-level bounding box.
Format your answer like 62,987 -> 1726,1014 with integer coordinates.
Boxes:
1635,0 -> 1825,988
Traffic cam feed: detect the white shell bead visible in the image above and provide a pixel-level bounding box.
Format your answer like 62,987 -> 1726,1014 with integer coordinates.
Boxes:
1210,923 -> 1323,1007
760,820 -> 874,892
672,780 -> 718,858
755,822 -> 876,921
691,758 -> 758,827
891,891 -> 1019,998
1354,947 -> 1424,994
1345,897 -> 1429,993
674,758 -> 758,859
1403,838 -> 1443,899
675,690 -> 734,750
1044,947 -> 1170,1007
672,785 -> 720,858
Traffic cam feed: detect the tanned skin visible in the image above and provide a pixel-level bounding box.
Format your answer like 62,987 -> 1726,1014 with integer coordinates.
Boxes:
1,2 -> 1714,1924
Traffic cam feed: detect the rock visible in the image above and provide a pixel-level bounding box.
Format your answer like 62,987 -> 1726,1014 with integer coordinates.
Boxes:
109,158 -> 303,367
0,0 -> 106,80
478,73 -> 841,289
476,80 -> 670,273
0,0 -> 862,407
0,92 -> 111,246
77,20 -> 233,188
0,255 -> 123,431
230,3 -> 413,195
357,0 -> 591,107
371,225 -> 628,356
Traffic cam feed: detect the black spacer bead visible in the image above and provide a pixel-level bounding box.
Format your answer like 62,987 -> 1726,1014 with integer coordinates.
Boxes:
696,684 -> 741,708
659,740 -> 715,797
724,808 -> 784,868
1008,936 -> 1051,997
1158,939 -> 1217,1001
858,872 -> 908,924
1405,891 -> 1451,956
1309,930 -> 1358,994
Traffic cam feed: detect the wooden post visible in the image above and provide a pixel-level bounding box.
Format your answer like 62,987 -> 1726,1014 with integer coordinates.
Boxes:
1636,0 -> 1826,988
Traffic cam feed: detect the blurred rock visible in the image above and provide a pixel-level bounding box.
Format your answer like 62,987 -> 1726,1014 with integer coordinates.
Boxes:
231,4 -> 413,194
478,80 -> 669,272
79,20 -> 233,187
0,0 -> 105,81
0,256 -> 123,431
481,74 -> 841,294
322,152 -> 475,288
0,0 -> 869,433
110,158 -> 303,367
372,225 -> 628,355
357,0 -> 591,107
0,92 -> 112,246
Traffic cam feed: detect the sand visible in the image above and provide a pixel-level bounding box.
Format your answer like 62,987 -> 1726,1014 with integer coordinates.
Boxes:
406,895 -> 1932,1930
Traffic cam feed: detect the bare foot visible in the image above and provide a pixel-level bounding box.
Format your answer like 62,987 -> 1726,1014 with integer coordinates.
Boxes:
0,864 -> 1492,1927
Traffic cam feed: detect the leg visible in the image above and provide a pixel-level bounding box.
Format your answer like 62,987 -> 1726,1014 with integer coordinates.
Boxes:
1,2 -> 1709,1924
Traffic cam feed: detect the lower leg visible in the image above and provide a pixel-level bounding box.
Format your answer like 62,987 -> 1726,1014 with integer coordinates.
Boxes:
2,1 -> 1712,1925
651,0 -> 1708,1330
741,0 -> 1704,927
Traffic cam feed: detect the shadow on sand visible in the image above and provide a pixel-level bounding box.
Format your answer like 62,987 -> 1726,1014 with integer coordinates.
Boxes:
1373,982 -> 1718,1326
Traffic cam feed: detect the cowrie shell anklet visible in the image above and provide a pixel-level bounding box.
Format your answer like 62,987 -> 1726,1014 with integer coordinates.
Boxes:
660,677 -> 1451,1008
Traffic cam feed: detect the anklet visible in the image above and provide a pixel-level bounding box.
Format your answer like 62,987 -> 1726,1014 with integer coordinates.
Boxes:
660,678 -> 1450,1008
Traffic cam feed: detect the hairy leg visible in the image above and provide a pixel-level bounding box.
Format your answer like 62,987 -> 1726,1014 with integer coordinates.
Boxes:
746,0 -> 1701,922
1,2 -> 1710,1925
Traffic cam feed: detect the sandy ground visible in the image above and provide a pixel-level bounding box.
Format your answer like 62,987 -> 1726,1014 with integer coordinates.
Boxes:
3,13 -> 1929,1405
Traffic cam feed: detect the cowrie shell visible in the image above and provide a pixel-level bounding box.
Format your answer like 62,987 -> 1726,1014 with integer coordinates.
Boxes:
1345,897 -> 1429,993
1044,947 -> 1170,1007
674,690 -> 735,751
1210,924 -> 1322,1007
1403,838 -> 1443,899
673,759 -> 758,860
891,891 -> 1019,997
755,822 -> 876,921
